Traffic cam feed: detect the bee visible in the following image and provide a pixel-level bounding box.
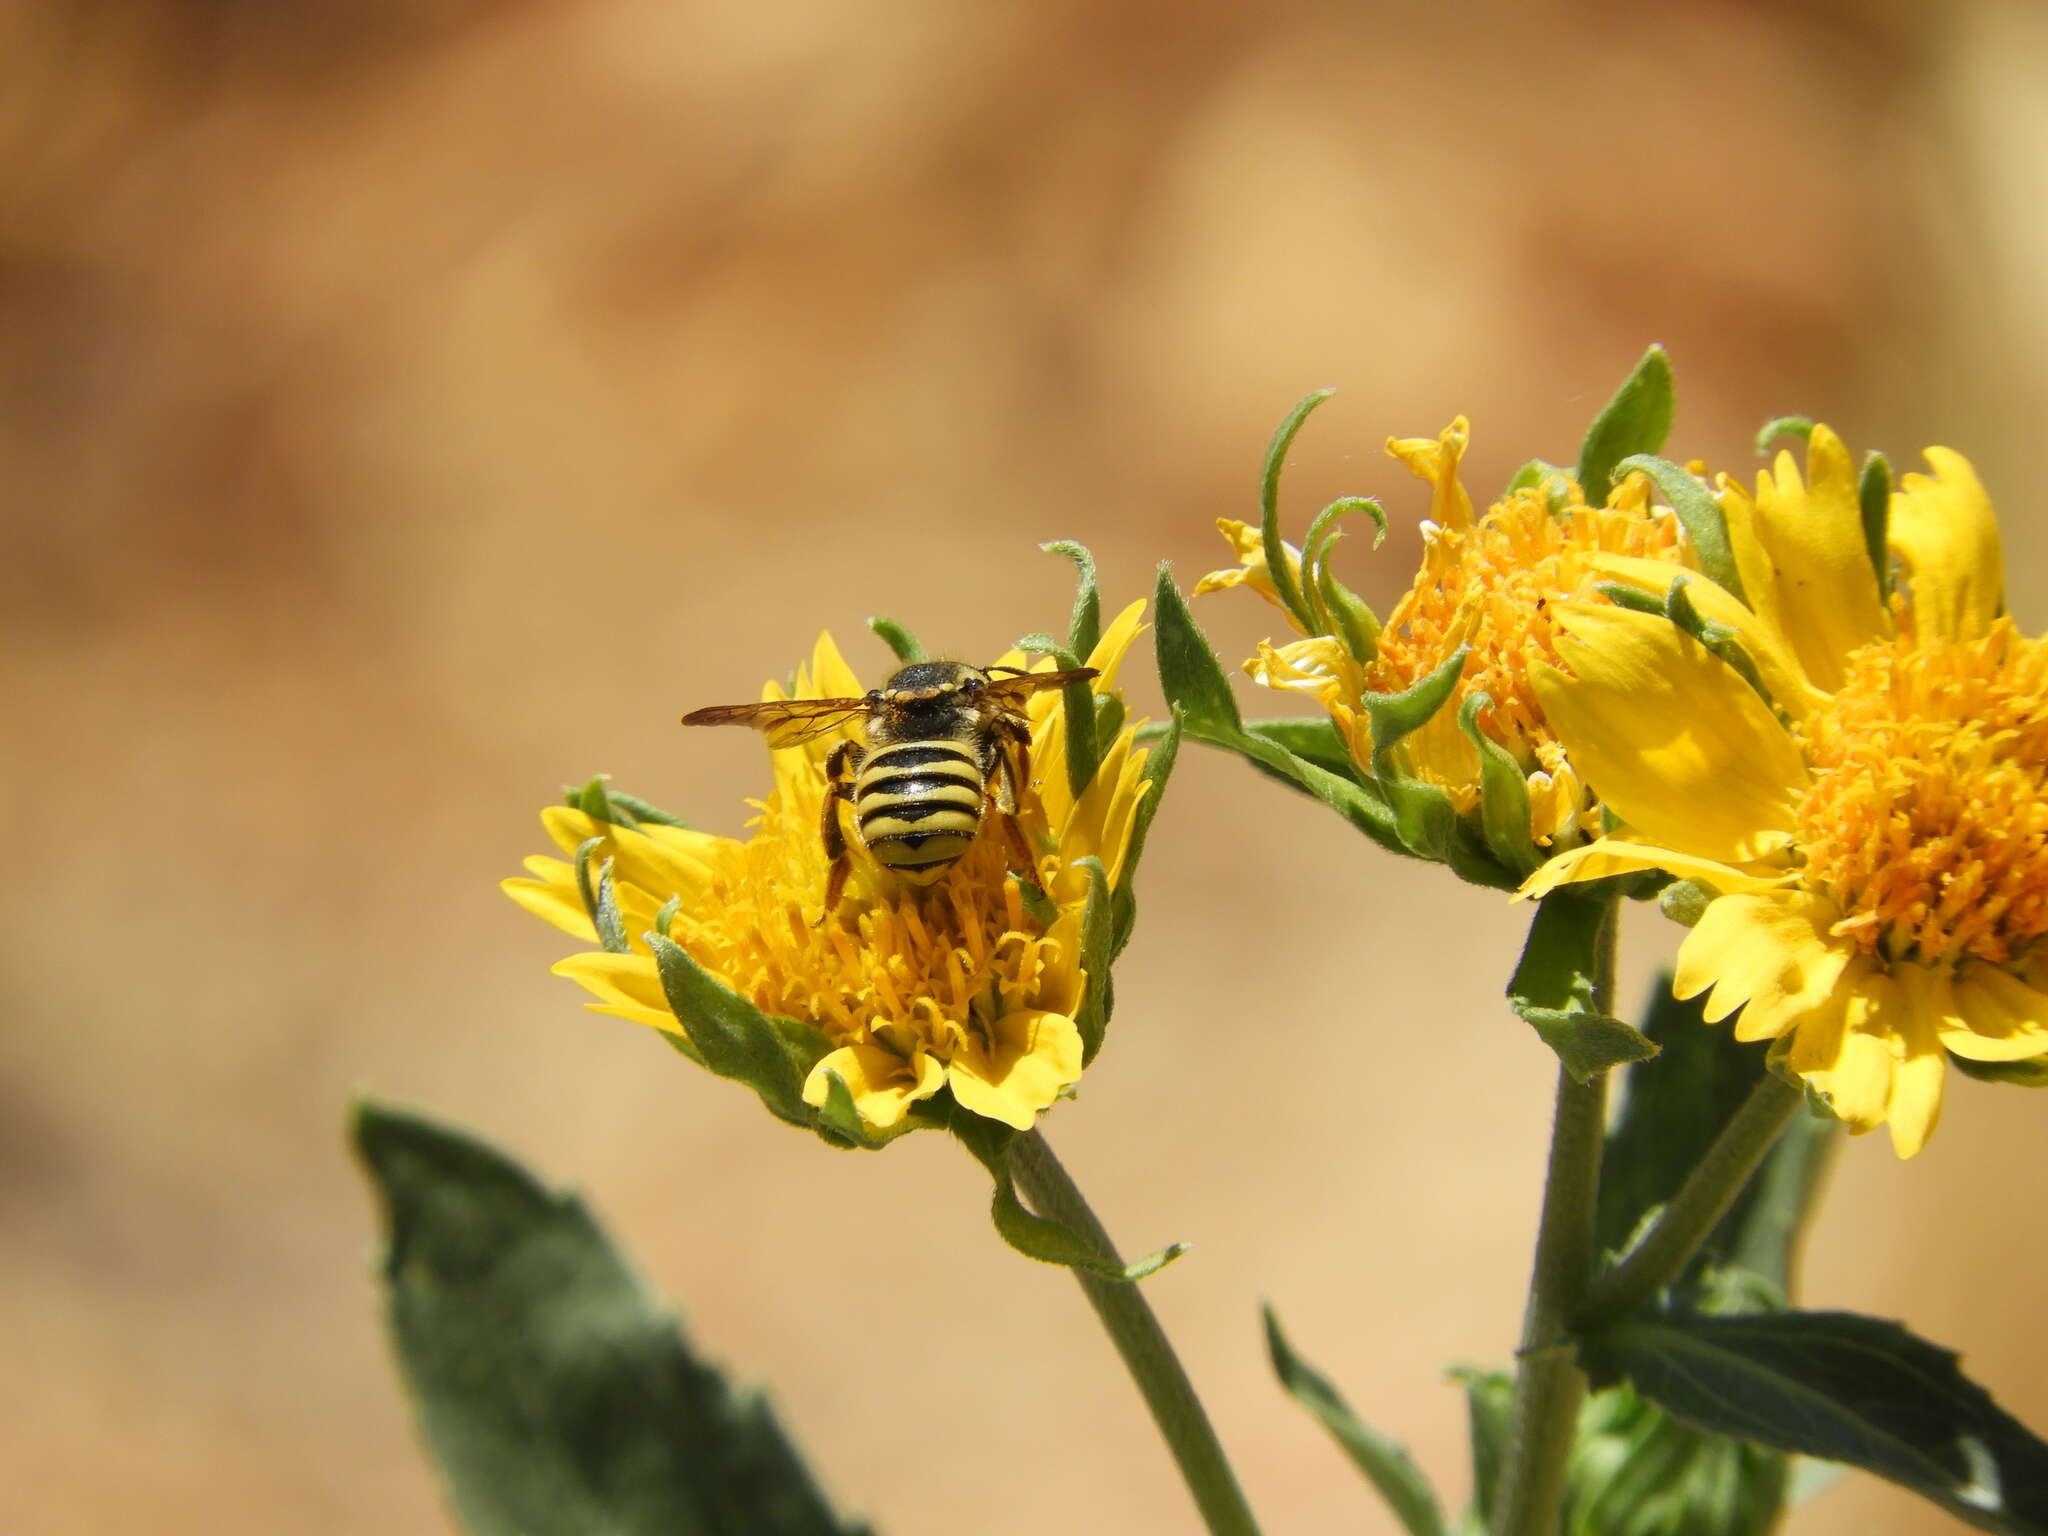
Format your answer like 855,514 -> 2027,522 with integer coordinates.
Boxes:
682,660 -> 1098,912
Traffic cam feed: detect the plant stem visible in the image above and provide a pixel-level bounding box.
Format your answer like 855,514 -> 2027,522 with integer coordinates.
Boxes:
1009,1129 -> 1261,1536
1576,1070 -> 1805,1327
1491,898 -> 1618,1536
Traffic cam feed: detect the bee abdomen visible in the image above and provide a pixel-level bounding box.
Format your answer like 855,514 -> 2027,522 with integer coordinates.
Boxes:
854,740 -> 984,881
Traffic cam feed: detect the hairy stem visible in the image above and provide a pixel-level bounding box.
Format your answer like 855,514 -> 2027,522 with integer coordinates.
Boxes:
1577,1070 -> 1805,1327
1491,898 -> 1618,1536
1009,1129 -> 1261,1536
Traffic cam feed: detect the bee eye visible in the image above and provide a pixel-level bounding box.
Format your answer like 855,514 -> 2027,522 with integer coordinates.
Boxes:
963,676 -> 984,692
865,690 -> 883,703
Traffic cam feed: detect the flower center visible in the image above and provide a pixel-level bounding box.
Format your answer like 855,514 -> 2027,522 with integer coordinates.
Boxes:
670,773 -> 1062,1055
1366,480 -> 1684,765
1796,619 -> 2048,969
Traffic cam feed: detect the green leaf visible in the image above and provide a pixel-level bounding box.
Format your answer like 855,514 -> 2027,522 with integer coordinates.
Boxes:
1509,894 -> 1658,1082
1225,724 -> 1409,859
1754,416 -> 1813,455
1265,1306 -> 1446,1536
989,1182 -> 1187,1282
1042,539 -> 1102,661
569,774 -> 618,824
1564,1384 -> 1787,1536
1110,710 -> 1180,958
1860,450 -> 1894,599
648,935 -> 829,1129
865,615 -> 926,665
1364,646 -> 1467,755
1614,454 -> 1748,605
574,840 -> 631,955
1299,496 -> 1387,652
1153,565 -> 1243,737
606,791 -> 695,831
351,1102 -> 871,1536
1453,1367 -> 1515,1532
1580,1310 -> 2048,1535
1073,857 -> 1114,1064
1258,389 -> 1337,634
1458,691 -> 1541,878
1507,457 -> 1579,505
1241,716 -> 1360,781
1953,1053 -> 2048,1087
947,1114 -> 1184,1282
1578,346 -> 1676,506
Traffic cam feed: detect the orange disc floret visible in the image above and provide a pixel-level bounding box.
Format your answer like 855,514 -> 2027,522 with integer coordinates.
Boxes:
1797,618 -> 2048,969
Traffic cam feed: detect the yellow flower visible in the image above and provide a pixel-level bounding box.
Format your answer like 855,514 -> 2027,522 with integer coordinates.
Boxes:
504,601 -> 1157,1136
1524,425 -> 2041,1157
1199,416 -> 1692,849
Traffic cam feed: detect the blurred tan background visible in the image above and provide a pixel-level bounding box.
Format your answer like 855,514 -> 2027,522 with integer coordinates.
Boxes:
7,1 -> 2047,1531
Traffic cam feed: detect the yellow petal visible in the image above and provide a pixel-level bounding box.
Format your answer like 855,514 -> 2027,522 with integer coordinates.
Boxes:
1889,447 -> 2004,643
1675,890 -> 1850,1041
1943,962 -> 2048,1060
1194,518 -> 1296,615
946,1010 -> 1084,1130
540,806 -> 720,908
1535,604 -> 1806,863
1796,967 -> 1894,1134
801,1043 -> 945,1129
808,631 -> 865,699
1586,554 -> 1824,719
1730,426 -> 1890,691
1518,836 -> 1790,901
551,950 -> 671,1013
1386,417 -> 1475,531
501,870 -> 598,942
1084,599 -> 1149,696
586,1001 -> 691,1038
1884,987 -> 1947,1159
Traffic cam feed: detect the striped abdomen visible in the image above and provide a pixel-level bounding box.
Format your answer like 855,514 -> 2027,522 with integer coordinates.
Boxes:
854,739 -> 986,884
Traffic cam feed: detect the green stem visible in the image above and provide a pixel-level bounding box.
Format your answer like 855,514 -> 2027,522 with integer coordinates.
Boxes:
1491,899 -> 1618,1536
1009,1129 -> 1261,1536
1576,1070 -> 1805,1327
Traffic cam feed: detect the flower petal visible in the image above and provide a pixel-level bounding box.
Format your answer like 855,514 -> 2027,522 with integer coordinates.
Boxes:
1675,890 -> 1851,1041
1889,447 -> 2005,643
1586,554 -> 1824,719
552,950 -> 671,1013
946,1010 -> 1084,1130
501,865 -> 598,941
1386,417 -> 1475,532
1723,425 -> 1891,692
1535,603 -> 1807,863
541,806 -> 721,909
1518,836 -> 1790,901
802,1043 -> 945,1129
1795,966 -> 1894,1134
1885,986 -> 1947,1159
1944,962 -> 2048,1061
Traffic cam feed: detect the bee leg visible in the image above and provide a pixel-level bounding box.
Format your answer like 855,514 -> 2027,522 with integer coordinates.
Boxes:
816,741 -> 862,926
990,715 -> 1038,881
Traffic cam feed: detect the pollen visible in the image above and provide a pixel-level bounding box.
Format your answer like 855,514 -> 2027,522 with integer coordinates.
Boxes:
1796,619 -> 2048,969
664,770 -> 1065,1059
1366,476 -> 1686,768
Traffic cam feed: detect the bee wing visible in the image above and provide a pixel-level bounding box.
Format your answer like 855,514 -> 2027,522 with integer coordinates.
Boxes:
680,696 -> 871,749
981,666 -> 1100,710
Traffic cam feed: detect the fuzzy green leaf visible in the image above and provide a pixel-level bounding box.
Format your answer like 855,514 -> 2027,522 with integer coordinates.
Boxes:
865,616 -> 926,666
1458,691 -> 1541,878
1241,716 -> 1360,781
1509,894 -> 1657,1081
1073,857 -> 1114,1064
1581,1311 -> 2048,1535
1258,389 -> 1337,634
1042,539 -> 1102,661
1110,710 -> 1180,957
1754,416 -> 1813,455
605,791 -> 695,831
1860,450 -> 1894,599
648,935 -> 828,1128
351,1102 -> 870,1536
1615,454 -> 1748,605
1952,1054 -> 2048,1088
1265,1306 -> 1445,1536
1152,565 -> 1244,736
989,1182 -> 1187,1282
1364,646 -> 1467,755
1578,346 -> 1675,506
1507,459 -> 1579,511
